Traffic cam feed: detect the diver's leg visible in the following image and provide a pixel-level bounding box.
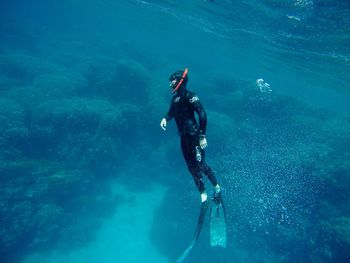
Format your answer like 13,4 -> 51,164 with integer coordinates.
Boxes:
201,163 -> 218,187
198,146 -> 221,194
181,136 -> 206,201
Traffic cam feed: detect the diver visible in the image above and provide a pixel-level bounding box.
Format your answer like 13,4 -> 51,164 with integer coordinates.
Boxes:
160,68 -> 221,203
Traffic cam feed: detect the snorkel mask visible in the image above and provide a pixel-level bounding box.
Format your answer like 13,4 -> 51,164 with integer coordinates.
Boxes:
169,68 -> 188,94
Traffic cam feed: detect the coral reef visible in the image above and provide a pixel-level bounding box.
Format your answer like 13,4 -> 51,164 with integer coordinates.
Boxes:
0,46 -> 150,262
1,24 -> 350,263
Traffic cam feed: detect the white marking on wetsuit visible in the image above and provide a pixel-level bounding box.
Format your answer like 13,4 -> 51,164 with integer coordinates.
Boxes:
189,96 -> 199,103
174,97 -> 180,103
196,146 -> 202,162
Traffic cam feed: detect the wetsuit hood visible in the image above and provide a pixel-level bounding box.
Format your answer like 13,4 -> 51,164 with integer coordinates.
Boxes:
169,68 -> 188,94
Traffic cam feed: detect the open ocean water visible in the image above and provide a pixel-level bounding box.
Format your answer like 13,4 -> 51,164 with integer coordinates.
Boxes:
1,0 -> 350,262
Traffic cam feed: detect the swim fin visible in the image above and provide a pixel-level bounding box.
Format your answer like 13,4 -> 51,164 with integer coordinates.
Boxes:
176,200 -> 211,263
210,193 -> 227,248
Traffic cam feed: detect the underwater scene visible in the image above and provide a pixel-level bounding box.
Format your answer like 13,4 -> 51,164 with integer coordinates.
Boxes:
1,0 -> 350,262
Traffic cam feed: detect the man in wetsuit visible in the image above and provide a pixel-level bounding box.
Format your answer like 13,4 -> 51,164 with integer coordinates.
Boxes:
160,68 -> 221,203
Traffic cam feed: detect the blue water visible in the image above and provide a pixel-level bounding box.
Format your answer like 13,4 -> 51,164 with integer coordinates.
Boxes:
1,0 -> 350,262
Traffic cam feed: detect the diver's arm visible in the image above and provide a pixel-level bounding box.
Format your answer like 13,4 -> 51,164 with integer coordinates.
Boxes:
161,100 -> 175,131
190,94 -> 207,135
190,93 -> 208,149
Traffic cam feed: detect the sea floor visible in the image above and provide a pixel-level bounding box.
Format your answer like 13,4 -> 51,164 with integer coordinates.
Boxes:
22,182 -> 169,263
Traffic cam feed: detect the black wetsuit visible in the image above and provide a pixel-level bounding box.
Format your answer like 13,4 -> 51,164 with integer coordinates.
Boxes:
164,88 -> 218,193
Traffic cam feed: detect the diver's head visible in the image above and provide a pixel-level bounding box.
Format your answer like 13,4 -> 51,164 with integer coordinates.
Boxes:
169,68 -> 188,94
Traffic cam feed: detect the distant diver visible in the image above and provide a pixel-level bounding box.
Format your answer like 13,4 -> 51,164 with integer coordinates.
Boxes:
160,68 -> 226,262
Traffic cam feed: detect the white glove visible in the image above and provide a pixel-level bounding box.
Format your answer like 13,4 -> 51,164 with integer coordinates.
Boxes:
160,118 -> 167,131
199,135 -> 208,149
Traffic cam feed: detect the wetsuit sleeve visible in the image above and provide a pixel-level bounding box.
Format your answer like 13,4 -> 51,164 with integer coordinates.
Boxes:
164,99 -> 175,121
189,93 -> 207,135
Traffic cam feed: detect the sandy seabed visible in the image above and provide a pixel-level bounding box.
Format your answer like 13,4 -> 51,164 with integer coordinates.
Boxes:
23,183 -> 169,263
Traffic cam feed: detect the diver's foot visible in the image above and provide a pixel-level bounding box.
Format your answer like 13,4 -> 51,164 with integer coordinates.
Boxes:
201,192 -> 208,203
214,184 -> 221,194
213,184 -> 222,204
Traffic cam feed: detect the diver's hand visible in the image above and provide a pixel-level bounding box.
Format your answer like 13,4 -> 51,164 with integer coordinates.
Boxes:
160,118 -> 167,131
199,135 -> 207,149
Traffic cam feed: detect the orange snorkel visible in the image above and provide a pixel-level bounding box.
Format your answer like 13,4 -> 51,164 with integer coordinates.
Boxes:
172,68 -> 188,94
